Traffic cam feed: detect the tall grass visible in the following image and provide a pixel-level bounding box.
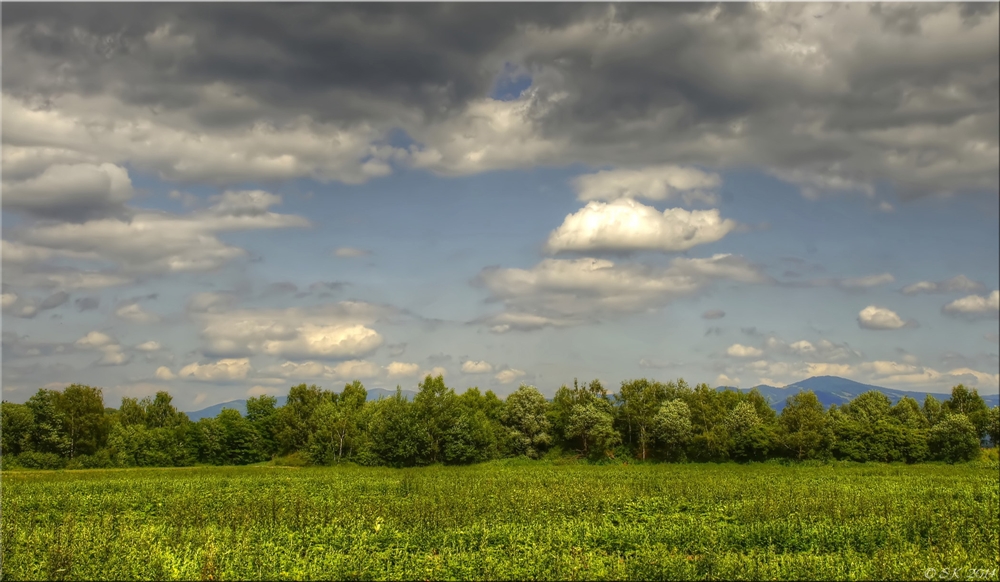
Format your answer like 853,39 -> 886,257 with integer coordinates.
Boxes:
2,461 -> 997,580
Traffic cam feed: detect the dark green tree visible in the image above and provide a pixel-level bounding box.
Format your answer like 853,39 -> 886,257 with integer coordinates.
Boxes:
778,391 -> 832,460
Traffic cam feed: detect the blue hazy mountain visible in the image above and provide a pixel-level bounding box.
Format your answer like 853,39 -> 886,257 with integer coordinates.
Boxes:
185,387 -> 415,421
718,375 -> 999,412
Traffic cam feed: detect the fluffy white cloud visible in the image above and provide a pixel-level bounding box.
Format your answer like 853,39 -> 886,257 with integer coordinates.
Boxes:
571,165 -> 722,202
726,344 -> 764,358
115,303 -> 161,324
195,301 -> 388,359
476,253 -> 770,331
135,341 -> 162,352
942,290 -> 1000,319
155,366 -> 176,380
857,305 -> 914,330
902,275 -> 985,295
545,199 -> 737,254
461,360 -> 494,374
386,361 -> 422,379
178,358 -> 252,382
74,331 -> 131,366
75,331 -> 116,349
495,368 -> 526,384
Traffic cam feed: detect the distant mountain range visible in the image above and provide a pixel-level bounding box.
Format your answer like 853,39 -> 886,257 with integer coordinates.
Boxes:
184,375 -> 999,421
717,375 -> 1000,412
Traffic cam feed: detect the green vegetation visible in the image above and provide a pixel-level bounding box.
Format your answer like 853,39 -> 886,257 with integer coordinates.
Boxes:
2,462 -> 997,581
2,377 -> 996,471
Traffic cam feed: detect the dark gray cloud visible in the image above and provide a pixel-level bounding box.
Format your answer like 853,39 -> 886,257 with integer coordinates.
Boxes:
2,3 -> 996,203
75,296 -> 100,311
38,291 -> 70,311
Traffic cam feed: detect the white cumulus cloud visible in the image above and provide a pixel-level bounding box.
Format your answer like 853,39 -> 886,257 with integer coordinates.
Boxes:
942,290 -> 999,320
461,360 -> 494,374
495,368 -> 526,384
857,305 -> 914,330
545,199 -> 737,254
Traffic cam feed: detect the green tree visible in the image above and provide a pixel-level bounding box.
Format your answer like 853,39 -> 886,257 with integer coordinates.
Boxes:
275,384 -> 333,455
246,395 -> 279,459
988,406 -> 999,448
56,384 -> 108,458
24,389 -> 70,456
615,379 -> 667,460
368,389 -> 430,467
778,391 -> 832,461
653,399 -> 693,461
216,408 -> 260,465
942,385 -> 989,442
922,394 -> 944,426
928,413 -> 981,463
501,384 -> 552,459
413,375 -> 458,464
725,401 -> 771,462
566,400 -> 619,458
0,402 -> 34,456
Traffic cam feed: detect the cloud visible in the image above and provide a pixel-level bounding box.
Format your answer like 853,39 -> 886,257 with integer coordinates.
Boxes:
2,4 -> 997,198
264,360 -> 382,381
1,293 -> 18,310
75,331 -> 116,349
702,309 -> 726,320
75,296 -> 100,311
902,275 -> 985,295
178,358 -> 252,382
115,303 -> 161,324
474,253 -> 771,331
716,373 -> 740,387
837,273 -> 895,290
571,165 -> 722,202
386,361 -> 422,379
136,341 -> 162,352
942,290 -> 1000,320
186,292 -> 239,314
461,360 -> 494,374
8,191 -> 309,280
857,305 -> 916,330
74,331 -> 131,366
726,344 -> 763,358
195,301 -> 390,359
495,368 -> 526,384
38,291 -> 70,311
545,199 -> 738,254
1,162 -> 134,220
154,366 -> 176,380
334,247 -> 372,258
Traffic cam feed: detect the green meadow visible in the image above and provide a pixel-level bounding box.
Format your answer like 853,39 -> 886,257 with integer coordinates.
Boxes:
2,461 -> 998,581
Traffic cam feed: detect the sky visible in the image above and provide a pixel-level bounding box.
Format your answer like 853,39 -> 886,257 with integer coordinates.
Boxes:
1,3 -> 998,411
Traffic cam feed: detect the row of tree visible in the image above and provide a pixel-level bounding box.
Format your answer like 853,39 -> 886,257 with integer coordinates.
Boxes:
2,376 -> 998,470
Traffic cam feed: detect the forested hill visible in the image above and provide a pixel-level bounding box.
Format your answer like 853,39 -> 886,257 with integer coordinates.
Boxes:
185,375 -> 999,420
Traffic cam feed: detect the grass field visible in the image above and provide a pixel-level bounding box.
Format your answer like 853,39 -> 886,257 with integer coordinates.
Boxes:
2,461 -> 998,581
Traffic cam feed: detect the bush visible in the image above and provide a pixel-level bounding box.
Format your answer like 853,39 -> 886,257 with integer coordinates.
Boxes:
273,452 -> 309,467
14,452 -> 67,470
929,414 -> 981,463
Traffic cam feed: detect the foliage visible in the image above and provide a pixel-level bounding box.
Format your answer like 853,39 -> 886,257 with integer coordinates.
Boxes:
1,463 -> 997,581
3,378 -> 994,469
